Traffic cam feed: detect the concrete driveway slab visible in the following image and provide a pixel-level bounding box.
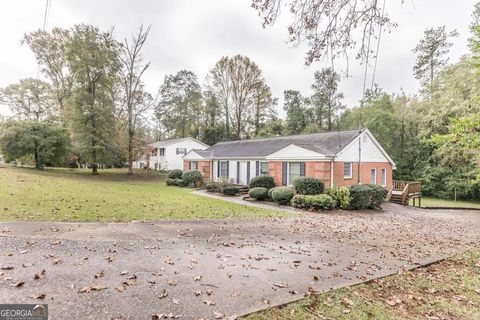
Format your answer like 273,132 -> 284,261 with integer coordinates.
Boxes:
0,203 -> 479,319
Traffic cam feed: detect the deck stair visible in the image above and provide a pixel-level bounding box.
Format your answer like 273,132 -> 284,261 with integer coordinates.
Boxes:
234,184 -> 250,194
387,180 -> 422,206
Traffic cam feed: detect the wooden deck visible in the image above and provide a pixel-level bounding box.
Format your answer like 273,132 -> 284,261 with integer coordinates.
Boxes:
386,180 -> 422,206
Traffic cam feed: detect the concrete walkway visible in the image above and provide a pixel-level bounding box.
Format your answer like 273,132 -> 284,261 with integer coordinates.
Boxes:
0,204 -> 479,319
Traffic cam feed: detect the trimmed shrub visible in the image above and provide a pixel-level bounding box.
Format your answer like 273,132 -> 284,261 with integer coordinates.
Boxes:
205,181 -> 219,192
166,178 -> 185,187
182,170 -> 203,187
248,187 -> 269,200
271,186 -> 294,205
249,175 -> 275,190
293,177 -> 325,195
349,184 -> 387,209
223,185 -> 240,195
168,169 -> 183,179
369,184 -> 388,209
268,186 -> 278,200
291,194 -> 334,211
326,186 -> 351,209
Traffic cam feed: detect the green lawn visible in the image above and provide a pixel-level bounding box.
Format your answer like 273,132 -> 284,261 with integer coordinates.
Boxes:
243,247 -> 480,320
410,196 -> 480,209
0,166 -> 283,222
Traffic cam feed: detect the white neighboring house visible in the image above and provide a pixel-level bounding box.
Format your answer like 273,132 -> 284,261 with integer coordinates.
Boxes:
133,138 -> 209,171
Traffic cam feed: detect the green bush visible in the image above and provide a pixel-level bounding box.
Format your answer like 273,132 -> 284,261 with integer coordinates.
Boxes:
166,178 -> 185,187
205,181 -> 219,192
369,184 -> 388,209
223,185 -> 240,195
326,186 -> 351,209
248,187 -> 269,200
349,184 -> 387,209
168,169 -> 183,179
182,170 -> 203,187
268,187 -> 277,200
291,194 -> 334,211
271,186 -> 294,205
249,175 -> 275,190
293,177 -> 325,195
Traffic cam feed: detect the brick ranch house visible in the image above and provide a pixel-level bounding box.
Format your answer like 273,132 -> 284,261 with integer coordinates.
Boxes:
182,129 -> 396,189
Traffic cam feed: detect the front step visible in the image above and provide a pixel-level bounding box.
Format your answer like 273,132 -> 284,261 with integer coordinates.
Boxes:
389,194 -> 408,205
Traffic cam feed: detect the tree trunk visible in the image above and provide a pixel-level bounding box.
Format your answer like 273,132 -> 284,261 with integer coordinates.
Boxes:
127,107 -> 133,175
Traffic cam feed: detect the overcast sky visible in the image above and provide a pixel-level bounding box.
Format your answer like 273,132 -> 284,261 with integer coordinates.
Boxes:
0,0 -> 477,118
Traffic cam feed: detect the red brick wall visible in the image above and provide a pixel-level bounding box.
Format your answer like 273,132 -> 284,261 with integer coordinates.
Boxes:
332,161 -> 392,188
305,161 -> 332,188
183,160 -> 213,181
268,161 -> 283,186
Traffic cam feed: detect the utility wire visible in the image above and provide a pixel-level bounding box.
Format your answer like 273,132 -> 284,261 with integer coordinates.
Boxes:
371,0 -> 386,90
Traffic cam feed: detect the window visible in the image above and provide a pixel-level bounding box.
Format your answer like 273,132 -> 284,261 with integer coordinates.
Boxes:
260,162 -> 269,175
176,148 -> 187,155
154,163 -> 158,170
190,161 -> 198,170
344,162 -> 352,179
159,148 -> 165,156
220,161 -> 228,177
381,168 -> 387,186
288,162 -> 301,185
371,168 -> 377,185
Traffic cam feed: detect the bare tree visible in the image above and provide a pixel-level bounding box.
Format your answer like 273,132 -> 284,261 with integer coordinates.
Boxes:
119,25 -> 152,175
251,0 -> 394,66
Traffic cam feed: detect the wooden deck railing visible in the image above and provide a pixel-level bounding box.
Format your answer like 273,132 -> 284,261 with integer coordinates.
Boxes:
392,180 -> 422,206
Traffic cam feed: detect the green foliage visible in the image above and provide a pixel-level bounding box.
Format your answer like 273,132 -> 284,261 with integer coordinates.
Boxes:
168,169 -> 183,179
248,187 -> 269,200
222,185 -> 240,195
293,177 -> 325,195
271,186 -> 294,204
205,181 -> 219,192
326,186 -> 351,209
268,186 -> 277,200
349,184 -> 387,210
181,170 -> 203,187
0,121 -> 69,169
291,194 -> 334,211
249,175 -> 276,189
166,178 -> 185,187
283,90 -> 308,134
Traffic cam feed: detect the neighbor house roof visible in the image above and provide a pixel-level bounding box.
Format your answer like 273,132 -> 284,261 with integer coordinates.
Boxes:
149,137 -> 209,148
196,129 -> 365,158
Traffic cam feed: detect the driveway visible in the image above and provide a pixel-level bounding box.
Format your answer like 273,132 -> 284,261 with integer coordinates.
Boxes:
0,203 -> 479,319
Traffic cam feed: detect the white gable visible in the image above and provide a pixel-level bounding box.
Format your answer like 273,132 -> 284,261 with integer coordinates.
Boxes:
336,130 -> 396,167
183,150 -> 206,161
266,144 -> 328,160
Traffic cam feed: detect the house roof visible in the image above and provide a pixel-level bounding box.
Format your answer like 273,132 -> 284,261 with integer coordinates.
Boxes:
198,129 -> 365,158
149,137 -> 209,148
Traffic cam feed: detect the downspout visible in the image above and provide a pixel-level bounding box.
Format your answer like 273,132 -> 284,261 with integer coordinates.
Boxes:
330,157 -> 334,188
357,131 -> 362,184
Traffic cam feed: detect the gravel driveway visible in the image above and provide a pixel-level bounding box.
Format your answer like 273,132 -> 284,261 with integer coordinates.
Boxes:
0,203 -> 479,319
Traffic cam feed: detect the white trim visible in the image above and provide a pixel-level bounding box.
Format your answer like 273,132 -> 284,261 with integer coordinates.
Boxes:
266,144 -> 330,161
343,162 -> 353,179
370,168 -> 377,185
381,167 -> 387,187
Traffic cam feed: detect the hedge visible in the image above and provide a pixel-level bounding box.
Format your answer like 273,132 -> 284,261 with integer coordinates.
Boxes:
271,186 -> 294,205
349,184 -> 387,209
249,175 -> 275,190
165,178 -> 185,187
168,169 -> 183,179
293,177 -> 325,195
326,186 -> 351,209
268,187 -> 277,200
291,194 -> 334,211
248,187 -> 269,200
182,170 -> 202,187
223,186 -> 240,195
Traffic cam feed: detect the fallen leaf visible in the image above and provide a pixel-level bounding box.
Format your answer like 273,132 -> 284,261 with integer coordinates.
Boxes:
193,275 -> 202,282
13,281 -> 25,287
273,282 -> 289,288
158,289 -> 168,299
79,285 -> 107,293
34,269 -> 46,280
31,293 -> 46,299
203,300 -> 215,306
94,270 -> 104,278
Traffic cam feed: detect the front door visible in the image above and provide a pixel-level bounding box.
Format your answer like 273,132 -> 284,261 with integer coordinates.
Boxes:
238,162 -> 248,185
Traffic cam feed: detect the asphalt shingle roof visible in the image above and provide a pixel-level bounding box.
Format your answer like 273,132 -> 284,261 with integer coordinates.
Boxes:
198,129 -> 364,158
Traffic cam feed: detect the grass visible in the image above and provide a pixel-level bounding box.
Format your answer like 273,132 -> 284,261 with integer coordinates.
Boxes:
243,247 -> 480,320
0,166 -> 284,222
410,196 -> 480,209
244,247 -> 480,320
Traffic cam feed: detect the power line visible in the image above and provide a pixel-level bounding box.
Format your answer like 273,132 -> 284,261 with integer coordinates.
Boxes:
371,0 -> 386,90
43,0 -> 51,31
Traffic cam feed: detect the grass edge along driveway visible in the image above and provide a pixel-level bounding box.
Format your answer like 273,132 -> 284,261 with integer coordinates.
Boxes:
243,247 -> 480,320
0,167 -> 286,222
